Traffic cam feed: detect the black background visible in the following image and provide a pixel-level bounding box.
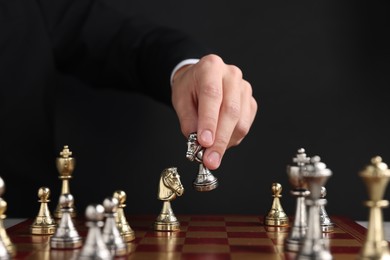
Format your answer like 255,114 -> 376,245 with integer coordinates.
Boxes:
6,0 -> 390,220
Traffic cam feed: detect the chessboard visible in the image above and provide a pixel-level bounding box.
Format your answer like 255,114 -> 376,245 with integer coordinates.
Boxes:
6,214 -> 370,259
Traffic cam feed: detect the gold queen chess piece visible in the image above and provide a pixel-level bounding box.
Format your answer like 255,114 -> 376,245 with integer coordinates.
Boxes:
54,145 -> 76,219
30,187 -> 56,235
186,132 -> 218,191
264,183 -> 289,228
154,167 -> 184,231
358,156 -> 390,260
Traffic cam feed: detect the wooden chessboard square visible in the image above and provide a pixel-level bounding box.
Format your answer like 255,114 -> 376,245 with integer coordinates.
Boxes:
187,221 -> 226,227
330,238 -> 361,247
129,252 -> 182,260
229,244 -> 277,253
228,237 -> 273,246
231,252 -> 283,260
189,216 -> 225,222
226,226 -> 264,232
224,216 -> 261,223
186,231 -> 228,238
181,252 -> 231,260
135,243 -> 183,252
227,231 -> 268,238
182,244 -> 230,253
185,237 -> 229,245
187,226 -> 226,232
139,236 -> 185,245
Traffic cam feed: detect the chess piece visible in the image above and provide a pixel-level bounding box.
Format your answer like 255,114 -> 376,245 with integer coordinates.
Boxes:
0,177 -> 14,258
50,193 -> 83,249
78,204 -> 112,260
113,190 -> 135,242
285,148 -> 311,252
297,156 -> 333,260
319,186 -> 334,233
31,187 -> 57,235
54,145 -> 77,218
154,167 -> 184,231
102,197 -> 128,257
264,183 -> 289,227
186,132 -> 218,191
358,156 -> 390,260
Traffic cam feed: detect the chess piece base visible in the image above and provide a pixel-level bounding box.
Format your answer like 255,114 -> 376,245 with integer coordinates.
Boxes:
265,217 -> 289,227
50,237 -> 83,249
322,224 -> 334,233
193,179 -> 218,192
30,224 -> 56,235
122,231 -> 135,242
285,238 -> 302,252
154,221 -> 180,231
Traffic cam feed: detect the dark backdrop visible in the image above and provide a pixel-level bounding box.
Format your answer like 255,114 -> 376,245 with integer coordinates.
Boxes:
7,0 -> 390,220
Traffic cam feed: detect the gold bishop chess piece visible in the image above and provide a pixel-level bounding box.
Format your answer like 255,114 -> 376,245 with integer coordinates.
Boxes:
358,156 -> 390,260
113,190 -> 135,242
264,182 -> 289,230
0,177 -> 15,258
50,193 -> 83,249
154,167 -> 184,231
30,187 -> 57,235
54,145 -> 76,219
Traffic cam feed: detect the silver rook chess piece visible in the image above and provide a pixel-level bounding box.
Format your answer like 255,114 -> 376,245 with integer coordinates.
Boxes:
297,156 -> 333,260
285,148 -> 311,252
186,132 -> 218,191
358,156 -> 390,260
154,167 -> 184,231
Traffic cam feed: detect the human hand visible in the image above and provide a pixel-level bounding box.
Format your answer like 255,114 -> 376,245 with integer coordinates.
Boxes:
171,54 -> 258,170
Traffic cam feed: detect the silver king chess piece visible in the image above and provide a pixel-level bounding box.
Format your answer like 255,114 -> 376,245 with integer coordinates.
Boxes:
285,148 -> 311,252
154,167 -> 184,231
358,156 -> 390,260
186,132 -> 218,191
297,156 -> 333,260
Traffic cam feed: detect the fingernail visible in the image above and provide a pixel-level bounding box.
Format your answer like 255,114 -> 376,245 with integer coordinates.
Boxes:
200,130 -> 213,145
207,151 -> 220,167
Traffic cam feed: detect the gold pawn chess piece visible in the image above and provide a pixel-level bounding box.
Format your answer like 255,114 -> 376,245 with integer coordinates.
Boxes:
30,187 -> 57,235
264,183 -> 289,228
358,156 -> 390,260
54,145 -> 76,219
0,186 -> 15,257
154,167 -> 184,231
113,190 -> 135,242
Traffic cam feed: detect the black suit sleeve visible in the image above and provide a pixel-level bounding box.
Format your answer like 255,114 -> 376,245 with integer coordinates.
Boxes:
36,0 -> 210,104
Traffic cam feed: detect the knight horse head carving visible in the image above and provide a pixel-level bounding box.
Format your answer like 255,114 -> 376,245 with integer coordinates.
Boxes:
157,167 -> 184,201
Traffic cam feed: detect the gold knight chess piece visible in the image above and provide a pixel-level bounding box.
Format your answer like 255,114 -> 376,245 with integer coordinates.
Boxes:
54,145 -> 76,219
358,156 -> 390,260
154,167 -> 184,231
264,183 -> 289,228
31,187 -> 57,235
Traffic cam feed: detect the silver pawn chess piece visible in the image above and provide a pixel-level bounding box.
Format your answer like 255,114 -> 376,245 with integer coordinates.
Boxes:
154,167 -> 184,231
285,148 -> 311,252
50,193 -> 82,249
0,177 -> 10,260
186,132 -> 218,191
78,204 -> 112,260
101,197 -> 128,257
297,156 -> 333,260
319,186 -> 334,233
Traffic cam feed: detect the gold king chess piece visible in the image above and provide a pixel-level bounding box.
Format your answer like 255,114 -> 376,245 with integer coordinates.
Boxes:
186,132 -> 218,191
31,187 -> 56,235
358,156 -> 390,260
264,183 -> 289,228
54,145 -> 76,219
0,177 -> 15,257
154,167 -> 184,231
113,190 -> 135,242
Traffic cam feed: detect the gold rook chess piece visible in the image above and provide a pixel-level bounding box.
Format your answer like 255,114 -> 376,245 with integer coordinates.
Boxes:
264,183 -> 289,228
113,190 -> 135,242
358,156 -> 390,260
54,145 -> 76,219
31,187 -> 57,235
154,167 -> 184,231
0,177 -> 15,257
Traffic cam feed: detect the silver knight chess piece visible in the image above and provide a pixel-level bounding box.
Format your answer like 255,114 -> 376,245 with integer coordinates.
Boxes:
186,132 -> 218,191
154,167 -> 184,231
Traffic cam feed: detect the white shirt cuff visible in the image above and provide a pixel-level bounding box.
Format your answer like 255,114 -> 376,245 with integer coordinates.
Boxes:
170,59 -> 200,86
